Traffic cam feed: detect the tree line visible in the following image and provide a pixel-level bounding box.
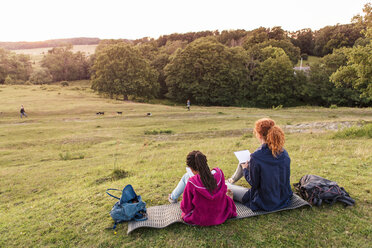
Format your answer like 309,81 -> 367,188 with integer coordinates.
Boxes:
92,3 -> 371,107
1,3 -> 371,107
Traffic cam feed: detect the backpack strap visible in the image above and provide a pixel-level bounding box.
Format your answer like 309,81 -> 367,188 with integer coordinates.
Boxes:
113,222 -> 118,230
337,196 -> 355,206
106,188 -> 121,200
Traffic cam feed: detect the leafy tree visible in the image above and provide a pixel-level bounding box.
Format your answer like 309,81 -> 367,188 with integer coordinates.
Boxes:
0,48 -> 32,84
244,39 -> 300,65
91,43 -> 159,100
242,27 -> 270,48
137,41 -> 159,61
217,29 -> 249,47
290,28 -> 315,55
95,39 -> 132,54
156,31 -> 216,47
151,52 -> 170,98
165,37 -> 249,105
351,2 -> 372,36
306,63 -> 358,106
243,27 -> 288,49
330,44 -> 372,102
305,49 -> 364,107
268,26 -> 287,40
162,40 -> 188,55
41,45 -> 90,81
251,51 -> 295,107
322,48 -> 349,72
313,24 -> 363,56
29,68 -> 53,85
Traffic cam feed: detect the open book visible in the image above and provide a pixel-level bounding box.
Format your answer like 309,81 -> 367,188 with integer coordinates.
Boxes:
234,150 -> 251,164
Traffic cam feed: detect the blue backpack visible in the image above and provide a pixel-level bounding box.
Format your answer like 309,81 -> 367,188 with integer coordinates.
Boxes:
106,185 -> 147,229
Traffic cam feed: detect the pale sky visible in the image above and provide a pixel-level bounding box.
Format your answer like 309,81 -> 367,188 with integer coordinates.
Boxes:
0,0 -> 370,42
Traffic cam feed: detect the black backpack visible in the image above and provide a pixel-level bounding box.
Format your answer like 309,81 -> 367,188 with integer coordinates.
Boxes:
294,175 -> 355,206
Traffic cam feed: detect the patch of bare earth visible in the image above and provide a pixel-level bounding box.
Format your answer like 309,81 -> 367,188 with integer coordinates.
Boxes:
153,121 -> 359,141
283,121 -> 359,133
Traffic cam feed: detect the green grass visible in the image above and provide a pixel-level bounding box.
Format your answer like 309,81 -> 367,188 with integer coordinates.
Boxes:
333,123 -> 372,139
295,55 -> 322,67
0,82 -> 371,247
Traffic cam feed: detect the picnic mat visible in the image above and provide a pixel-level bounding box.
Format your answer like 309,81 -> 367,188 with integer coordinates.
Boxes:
127,194 -> 310,234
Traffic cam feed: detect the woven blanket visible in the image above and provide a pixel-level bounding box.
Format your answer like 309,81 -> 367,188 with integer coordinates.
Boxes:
127,194 -> 310,234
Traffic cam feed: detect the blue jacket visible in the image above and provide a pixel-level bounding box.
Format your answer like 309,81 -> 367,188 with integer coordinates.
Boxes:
242,144 -> 293,211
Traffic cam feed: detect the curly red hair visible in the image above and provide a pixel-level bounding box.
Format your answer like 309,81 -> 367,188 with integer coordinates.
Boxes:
254,118 -> 285,157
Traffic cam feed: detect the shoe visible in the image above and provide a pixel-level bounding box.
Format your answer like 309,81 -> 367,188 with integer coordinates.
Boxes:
168,194 -> 177,204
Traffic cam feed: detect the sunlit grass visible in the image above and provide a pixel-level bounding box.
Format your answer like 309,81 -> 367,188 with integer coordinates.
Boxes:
0,82 -> 371,247
295,55 -> 322,67
333,123 -> 372,139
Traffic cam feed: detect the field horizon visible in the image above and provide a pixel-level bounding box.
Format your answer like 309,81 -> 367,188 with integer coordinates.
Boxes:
0,82 -> 371,247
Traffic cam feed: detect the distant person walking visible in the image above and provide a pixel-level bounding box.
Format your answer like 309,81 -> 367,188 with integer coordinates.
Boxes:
186,99 -> 190,111
20,105 -> 27,118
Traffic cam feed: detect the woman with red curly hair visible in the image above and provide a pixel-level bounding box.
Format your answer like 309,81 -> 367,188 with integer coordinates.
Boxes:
227,118 -> 293,211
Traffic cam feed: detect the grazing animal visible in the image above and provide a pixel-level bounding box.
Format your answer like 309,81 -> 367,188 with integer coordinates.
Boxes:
117,112 -> 123,115
96,112 -> 105,115
147,112 -> 152,116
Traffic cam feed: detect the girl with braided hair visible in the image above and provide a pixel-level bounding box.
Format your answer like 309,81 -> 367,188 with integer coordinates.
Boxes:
227,118 -> 293,211
170,151 -> 237,226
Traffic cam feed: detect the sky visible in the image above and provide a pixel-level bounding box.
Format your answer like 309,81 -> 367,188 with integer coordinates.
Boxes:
0,0 -> 370,42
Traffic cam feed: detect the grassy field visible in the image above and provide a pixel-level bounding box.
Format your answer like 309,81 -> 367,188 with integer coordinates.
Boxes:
295,56 -> 322,67
12,45 -> 98,70
0,82 -> 371,247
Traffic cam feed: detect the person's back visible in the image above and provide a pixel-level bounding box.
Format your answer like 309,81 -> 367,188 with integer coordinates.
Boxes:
181,167 -> 236,226
227,118 -> 293,212
247,144 -> 292,211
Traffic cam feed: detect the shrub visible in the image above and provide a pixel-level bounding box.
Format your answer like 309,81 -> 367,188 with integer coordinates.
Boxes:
330,104 -> 338,109
59,152 -> 85,160
4,75 -> 24,85
95,169 -> 129,184
272,105 -> 283,110
61,81 -> 69,86
111,169 -> 128,180
29,69 -> 53,85
332,124 -> 372,139
144,129 -> 173,135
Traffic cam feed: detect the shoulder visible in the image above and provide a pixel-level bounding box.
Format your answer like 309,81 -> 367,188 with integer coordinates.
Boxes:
279,148 -> 290,159
282,148 -> 289,155
211,167 -> 224,185
251,144 -> 267,158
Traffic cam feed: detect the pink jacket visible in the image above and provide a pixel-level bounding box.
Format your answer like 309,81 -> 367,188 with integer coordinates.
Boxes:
180,167 -> 237,226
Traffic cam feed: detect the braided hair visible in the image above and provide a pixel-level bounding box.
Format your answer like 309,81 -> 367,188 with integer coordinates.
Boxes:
186,151 -> 217,193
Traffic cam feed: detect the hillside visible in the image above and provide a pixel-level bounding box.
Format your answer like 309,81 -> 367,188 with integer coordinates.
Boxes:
0,37 -> 100,50
0,83 -> 371,247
